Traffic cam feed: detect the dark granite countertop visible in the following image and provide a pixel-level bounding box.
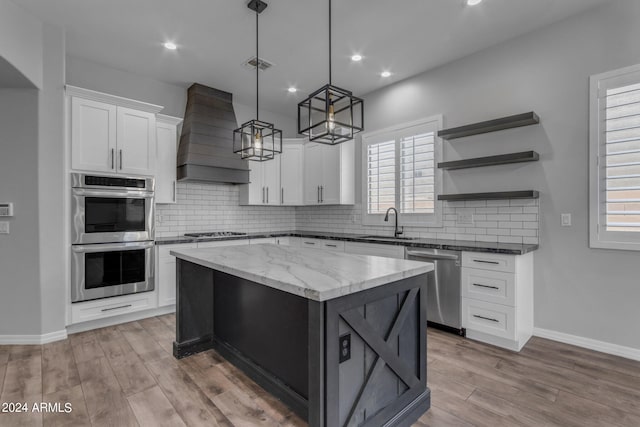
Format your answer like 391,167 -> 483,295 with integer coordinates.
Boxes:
156,230 -> 538,255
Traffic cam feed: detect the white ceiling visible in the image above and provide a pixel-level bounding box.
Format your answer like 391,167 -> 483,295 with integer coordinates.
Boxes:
14,0 -> 610,117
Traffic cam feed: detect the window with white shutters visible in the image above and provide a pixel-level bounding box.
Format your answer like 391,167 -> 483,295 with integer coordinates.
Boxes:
590,64 -> 640,250
363,116 -> 442,226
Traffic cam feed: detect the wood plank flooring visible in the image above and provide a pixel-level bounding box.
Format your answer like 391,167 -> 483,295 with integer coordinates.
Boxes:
1,315 -> 639,426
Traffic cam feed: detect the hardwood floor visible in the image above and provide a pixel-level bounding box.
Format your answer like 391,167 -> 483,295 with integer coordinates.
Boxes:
1,315 -> 638,426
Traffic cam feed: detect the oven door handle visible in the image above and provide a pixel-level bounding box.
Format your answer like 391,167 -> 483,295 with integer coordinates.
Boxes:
72,241 -> 154,253
72,188 -> 154,198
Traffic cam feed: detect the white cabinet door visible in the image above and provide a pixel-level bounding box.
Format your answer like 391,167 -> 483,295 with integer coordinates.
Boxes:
304,143 -> 323,205
155,117 -> 180,204
71,97 -> 117,173
321,144 -> 341,204
281,141 -> 304,205
241,162 -> 264,205
263,155 -> 281,205
117,107 -> 156,176
157,243 -> 196,307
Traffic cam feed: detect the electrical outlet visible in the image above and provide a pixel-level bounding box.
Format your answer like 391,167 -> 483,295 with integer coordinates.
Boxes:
0,221 -> 9,234
561,213 -> 572,227
457,211 -> 474,225
157,215 -> 163,224
339,334 -> 351,363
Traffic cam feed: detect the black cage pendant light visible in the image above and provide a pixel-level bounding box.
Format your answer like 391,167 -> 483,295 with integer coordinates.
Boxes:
297,0 -> 364,145
233,0 -> 282,161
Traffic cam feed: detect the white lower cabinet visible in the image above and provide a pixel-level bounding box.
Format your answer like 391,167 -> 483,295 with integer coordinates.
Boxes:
156,240 -> 247,308
157,243 -> 196,307
71,292 -> 157,324
462,251 -> 533,351
299,237 -> 345,251
344,242 -> 405,259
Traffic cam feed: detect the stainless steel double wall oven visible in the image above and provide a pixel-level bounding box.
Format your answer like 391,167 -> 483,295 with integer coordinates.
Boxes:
71,173 -> 155,303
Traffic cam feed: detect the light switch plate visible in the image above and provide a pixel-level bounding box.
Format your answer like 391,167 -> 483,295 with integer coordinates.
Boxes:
561,213 -> 572,227
0,221 -> 9,234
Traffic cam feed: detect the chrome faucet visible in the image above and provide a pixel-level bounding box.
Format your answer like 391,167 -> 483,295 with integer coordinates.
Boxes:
384,207 -> 404,238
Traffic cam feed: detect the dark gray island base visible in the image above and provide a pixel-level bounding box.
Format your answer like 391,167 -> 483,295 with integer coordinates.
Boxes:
171,245 -> 432,427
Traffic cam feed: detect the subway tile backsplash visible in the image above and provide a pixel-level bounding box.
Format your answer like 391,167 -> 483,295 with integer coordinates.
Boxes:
295,199 -> 539,245
155,182 -> 296,237
156,183 -> 539,244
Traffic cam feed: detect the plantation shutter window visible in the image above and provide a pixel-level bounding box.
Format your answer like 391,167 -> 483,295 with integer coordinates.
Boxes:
363,117 -> 442,226
590,64 -> 640,250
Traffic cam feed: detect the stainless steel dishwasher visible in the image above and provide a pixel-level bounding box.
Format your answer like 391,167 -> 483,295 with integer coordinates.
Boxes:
405,248 -> 465,336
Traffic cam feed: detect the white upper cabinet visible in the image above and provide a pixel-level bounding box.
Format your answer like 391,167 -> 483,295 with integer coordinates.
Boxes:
304,140 -> 355,205
116,107 -> 156,176
71,97 -> 117,173
156,115 -> 183,204
280,140 -> 304,206
240,153 -> 282,205
68,86 -> 163,177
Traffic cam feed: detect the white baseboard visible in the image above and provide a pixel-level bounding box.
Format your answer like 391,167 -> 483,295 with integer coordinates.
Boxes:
533,327 -> 640,362
0,329 -> 68,345
66,305 -> 175,335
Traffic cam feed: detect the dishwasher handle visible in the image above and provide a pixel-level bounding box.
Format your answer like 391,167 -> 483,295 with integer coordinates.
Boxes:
405,250 -> 460,261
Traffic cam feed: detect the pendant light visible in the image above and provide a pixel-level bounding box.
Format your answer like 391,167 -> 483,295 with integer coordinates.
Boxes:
297,0 -> 364,145
234,0 -> 282,161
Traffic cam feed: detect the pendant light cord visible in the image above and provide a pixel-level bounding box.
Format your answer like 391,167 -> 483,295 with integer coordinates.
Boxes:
329,0 -> 332,86
256,8 -> 259,121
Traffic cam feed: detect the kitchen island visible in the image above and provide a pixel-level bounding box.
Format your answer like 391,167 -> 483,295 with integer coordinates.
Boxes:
170,244 -> 433,427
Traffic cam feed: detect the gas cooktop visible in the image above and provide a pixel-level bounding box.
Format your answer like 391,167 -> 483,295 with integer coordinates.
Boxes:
184,231 -> 247,238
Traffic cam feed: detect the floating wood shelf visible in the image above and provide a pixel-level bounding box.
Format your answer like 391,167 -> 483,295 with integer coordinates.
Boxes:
438,151 -> 539,170
438,112 -> 540,140
438,191 -> 539,201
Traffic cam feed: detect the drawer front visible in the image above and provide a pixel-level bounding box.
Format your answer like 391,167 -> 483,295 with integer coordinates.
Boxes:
249,238 -> 277,245
462,267 -> 516,306
300,238 -> 345,251
462,252 -> 515,273
462,298 -> 516,340
71,293 -> 155,324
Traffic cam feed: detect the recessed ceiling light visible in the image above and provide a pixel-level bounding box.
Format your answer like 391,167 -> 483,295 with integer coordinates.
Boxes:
288,87 -> 297,93
381,71 -> 392,78
164,42 -> 177,50
467,0 -> 483,5
351,54 -> 363,62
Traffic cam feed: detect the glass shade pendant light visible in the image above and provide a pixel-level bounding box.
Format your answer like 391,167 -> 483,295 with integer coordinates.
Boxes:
234,0 -> 282,161
297,0 -> 364,145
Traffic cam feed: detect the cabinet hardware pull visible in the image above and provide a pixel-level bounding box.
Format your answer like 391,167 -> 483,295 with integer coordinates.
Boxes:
111,149 -> 115,169
281,188 -> 284,204
474,260 -> 499,265
267,187 -> 269,204
473,283 -> 500,290
304,241 -> 316,245
473,314 -> 499,323
262,187 -> 265,204
320,186 -> 323,203
326,244 -> 337,248
101,304 -> 132,312
173,181 -> 177,202
119,150 -> 123,170
317,186 -> 320,203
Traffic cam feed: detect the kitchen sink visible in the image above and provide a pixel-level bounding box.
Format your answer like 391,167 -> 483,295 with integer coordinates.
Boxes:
358,235 -> 415,241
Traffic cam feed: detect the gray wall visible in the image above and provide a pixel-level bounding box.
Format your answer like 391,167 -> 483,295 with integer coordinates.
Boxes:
38,23 -> 66,336
360,0 -> 640,349
0,89 -> 42,335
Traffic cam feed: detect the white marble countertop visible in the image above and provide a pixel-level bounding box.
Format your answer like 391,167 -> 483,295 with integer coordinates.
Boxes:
170,244 -> 433,301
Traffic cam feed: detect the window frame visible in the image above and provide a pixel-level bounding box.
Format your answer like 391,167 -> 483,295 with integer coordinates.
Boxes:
361,115 -> 443,227
589,63 -> 640,250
